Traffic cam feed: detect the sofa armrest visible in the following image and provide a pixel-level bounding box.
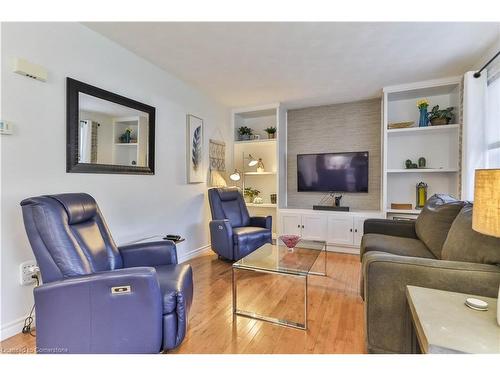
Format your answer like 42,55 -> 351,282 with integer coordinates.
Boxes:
209,219 -> 233,259
362,251 -> 500,354
119,240 -> 177,267
364,219 -> 417,239
34,267 -> 163,353
249,216 -> 272,230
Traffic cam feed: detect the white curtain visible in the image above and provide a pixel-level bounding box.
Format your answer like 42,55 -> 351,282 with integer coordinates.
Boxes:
462,72 -> 487,201
485,71 -> 500,168
79,120 -> 92,163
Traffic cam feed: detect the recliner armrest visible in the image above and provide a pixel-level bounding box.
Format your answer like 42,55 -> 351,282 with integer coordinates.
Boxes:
249,216 -> 272,230
34,267 -> 163,353
364,219 -> 417,239
119,240 -> 178,267
209,219 -> 233,259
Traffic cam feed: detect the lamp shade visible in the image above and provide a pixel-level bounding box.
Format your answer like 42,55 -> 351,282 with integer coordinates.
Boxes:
247,154 -> 258,167
229,170 -> 241,181
472,169 -> 500,237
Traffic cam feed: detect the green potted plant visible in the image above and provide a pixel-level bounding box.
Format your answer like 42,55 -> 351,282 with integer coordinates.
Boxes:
237,126 -> 253,141
244,187 -> 260,203
428,105 -> 454,126
264,126 -> 277,139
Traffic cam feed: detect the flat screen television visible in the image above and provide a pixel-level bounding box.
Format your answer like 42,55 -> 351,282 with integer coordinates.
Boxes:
297,151 -> 369,192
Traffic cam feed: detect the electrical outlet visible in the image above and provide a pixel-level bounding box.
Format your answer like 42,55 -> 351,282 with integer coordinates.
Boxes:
20,260 -> 38,286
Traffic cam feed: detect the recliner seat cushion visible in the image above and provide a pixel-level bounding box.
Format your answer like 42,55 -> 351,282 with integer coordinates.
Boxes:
361,233 -> 435,259
155,264 -> 193,315
415,194 -> 466,259
442,204 -> 500,265
233,226 -> 271,258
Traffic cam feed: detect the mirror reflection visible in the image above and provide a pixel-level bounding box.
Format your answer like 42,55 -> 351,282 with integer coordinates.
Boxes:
78,93 -> 149,167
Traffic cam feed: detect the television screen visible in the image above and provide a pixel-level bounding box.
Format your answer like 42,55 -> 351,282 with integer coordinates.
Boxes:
297,152 -> 369,192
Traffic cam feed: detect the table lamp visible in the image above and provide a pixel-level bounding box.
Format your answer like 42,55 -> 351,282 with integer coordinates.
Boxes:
472,169 -> 500,325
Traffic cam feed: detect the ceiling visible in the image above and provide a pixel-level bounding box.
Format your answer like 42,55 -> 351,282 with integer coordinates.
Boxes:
85,22 -> 500,108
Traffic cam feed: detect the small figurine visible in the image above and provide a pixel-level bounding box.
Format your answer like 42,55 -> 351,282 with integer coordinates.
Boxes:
418,157 -> 426,168
334,195 -> 343,207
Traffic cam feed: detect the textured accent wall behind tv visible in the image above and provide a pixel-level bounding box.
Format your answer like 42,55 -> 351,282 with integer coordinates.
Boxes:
287,98 -> 381,210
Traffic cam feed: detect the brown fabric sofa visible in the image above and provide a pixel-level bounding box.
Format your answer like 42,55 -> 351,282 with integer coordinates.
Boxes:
360,194 -> 500,354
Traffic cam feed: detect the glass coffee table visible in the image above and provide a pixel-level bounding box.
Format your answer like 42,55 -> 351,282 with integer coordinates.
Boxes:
232,239 -> 327,330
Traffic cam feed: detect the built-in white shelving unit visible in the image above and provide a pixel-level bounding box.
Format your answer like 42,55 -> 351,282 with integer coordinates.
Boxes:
112,116 -> 148,167
231,104 -> 286,237
246,203 -> 277,208
382,76 -> 462,218
244,171 -> 277,175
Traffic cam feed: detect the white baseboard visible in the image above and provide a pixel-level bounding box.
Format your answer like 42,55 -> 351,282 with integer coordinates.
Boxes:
178,244 -> 212,263
326,244 -> 360,255
1,316 -> 34,341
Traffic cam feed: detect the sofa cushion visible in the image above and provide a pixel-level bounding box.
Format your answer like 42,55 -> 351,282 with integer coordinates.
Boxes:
361,233 -> 435,259
442,204 -> 500,265
155,264 -> 193,315
415,194 -> 466,259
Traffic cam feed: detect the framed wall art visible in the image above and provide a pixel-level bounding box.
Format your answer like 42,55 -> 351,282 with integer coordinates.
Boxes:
187,114 -> 204,183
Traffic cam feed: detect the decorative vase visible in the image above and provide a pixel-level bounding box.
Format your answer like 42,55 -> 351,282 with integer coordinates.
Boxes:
270,193 -> 277,204
267,133 -> 276,139
418,108 -> 429,127
124,132 -> 131,143
279,235 -> 301,252
418,157 -> 426,168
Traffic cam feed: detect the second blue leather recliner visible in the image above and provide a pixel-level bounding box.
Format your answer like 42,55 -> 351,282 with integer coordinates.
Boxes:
20,193 -> 193,353
208,187 -> 272,261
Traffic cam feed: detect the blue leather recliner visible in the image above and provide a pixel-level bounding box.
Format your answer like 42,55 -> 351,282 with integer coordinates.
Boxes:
208,187 -> 272,261
20,193 -> 193,354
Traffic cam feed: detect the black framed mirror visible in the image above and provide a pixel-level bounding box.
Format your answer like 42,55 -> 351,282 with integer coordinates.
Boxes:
66,78 -> 155,175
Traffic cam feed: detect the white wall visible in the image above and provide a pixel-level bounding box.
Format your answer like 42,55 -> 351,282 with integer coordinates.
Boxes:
0,22 -> 232,339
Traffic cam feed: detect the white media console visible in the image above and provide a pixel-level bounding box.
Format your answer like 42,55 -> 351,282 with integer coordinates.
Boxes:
277,208 -> 385,254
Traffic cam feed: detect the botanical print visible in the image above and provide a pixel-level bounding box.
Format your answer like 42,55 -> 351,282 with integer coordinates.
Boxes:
187,115 -> 204,183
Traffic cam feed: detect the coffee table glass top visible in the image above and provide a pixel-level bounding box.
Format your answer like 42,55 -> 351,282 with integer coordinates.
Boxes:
233,239 -> 326,276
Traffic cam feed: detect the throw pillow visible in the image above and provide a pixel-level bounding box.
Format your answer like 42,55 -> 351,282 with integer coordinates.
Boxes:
415,194 -> 466,258
442,204 -> 500,265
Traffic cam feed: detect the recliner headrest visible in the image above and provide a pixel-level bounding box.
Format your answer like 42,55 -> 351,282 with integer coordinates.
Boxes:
216,187 -> 242,202
49,193 -> 97,224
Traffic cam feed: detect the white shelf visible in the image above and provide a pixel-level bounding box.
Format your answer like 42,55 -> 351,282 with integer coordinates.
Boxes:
114,143 -> 138,146
383,77 -> 462,220
244,171 -> 276,175
387,168 -> 458,173
234,138 -> 276,145
387,124 -> 459,134
387,208 -> 421,215
246,203 -> 277,208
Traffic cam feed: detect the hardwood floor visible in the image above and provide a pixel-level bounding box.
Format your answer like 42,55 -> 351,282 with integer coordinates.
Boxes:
0,250 -> 365,354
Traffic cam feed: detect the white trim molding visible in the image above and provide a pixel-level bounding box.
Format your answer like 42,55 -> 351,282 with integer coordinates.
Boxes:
178,244 -> 212,263
1,316 -> 34,342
